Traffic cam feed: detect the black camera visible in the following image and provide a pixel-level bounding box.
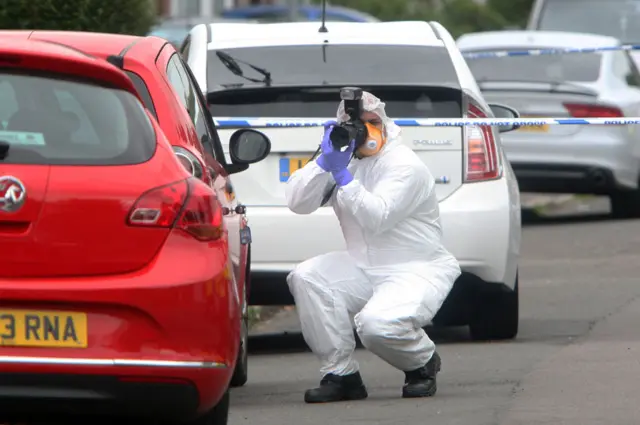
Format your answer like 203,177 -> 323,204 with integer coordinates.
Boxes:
329,87 -> 368,151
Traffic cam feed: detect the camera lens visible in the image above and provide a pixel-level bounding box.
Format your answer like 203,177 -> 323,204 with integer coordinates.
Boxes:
329,125 -> 351,149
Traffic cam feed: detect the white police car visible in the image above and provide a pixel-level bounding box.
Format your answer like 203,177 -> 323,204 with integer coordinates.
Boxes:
181,20 -> 523,341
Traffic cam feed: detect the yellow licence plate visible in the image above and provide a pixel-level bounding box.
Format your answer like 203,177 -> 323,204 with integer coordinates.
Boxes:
279,157 -> 310,182
0,309 -> 88,348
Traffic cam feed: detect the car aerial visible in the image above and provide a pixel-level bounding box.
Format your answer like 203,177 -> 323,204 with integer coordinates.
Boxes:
457,30 -> 640,218
148,16 -> 259,48
0,30 -> 271,424
182,20 -> 523,341
526,0 -> 640,66
219,4 -> 380,23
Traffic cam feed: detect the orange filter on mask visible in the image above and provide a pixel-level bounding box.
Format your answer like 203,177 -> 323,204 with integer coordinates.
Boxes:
356,122 -> 387,157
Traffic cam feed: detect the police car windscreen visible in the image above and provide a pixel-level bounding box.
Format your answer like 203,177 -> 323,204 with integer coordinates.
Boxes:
465,49 -> 602,83
206,44 -> 462,118
0,72 -> 155,165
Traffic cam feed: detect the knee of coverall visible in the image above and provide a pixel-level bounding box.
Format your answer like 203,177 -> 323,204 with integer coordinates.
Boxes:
286,268 -> 303,297
355,309 -> 413,346
287,258 -> 319,297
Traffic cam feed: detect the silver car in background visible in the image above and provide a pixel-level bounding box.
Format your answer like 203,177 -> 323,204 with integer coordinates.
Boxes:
526,0 -> 640,67
457,30 -> 640,218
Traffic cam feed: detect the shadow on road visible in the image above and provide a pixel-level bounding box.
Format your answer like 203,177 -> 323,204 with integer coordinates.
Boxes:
248,326 -> 473,356
247,317 -> 588,356
521,208 -> 611,226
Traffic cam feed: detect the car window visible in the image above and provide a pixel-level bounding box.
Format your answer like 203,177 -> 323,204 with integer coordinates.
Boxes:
624,52 -> 640,87
0,72 -> 155,165
166,54 -> 218,159
180,35 -> 191,59
206,44 -> 461,90
536,0 -> 640,42
124,71 -> 158,120
166,57 -> 193,116
53,89 -> 101,145
0,81 -> 19,129
464,48 -> 602,83
611,51 -> 635,86
208,86 -> 462,118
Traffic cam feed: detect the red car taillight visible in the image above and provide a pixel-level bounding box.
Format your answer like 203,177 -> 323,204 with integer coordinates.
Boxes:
563,103 -> 624,118
127,178 -> 224,241
464,103 -> 501,182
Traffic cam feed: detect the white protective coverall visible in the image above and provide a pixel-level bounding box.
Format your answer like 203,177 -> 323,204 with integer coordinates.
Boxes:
285,92 -> 462,377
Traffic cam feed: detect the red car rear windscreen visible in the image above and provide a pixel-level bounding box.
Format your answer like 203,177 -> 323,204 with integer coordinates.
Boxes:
0,71 -> 156,165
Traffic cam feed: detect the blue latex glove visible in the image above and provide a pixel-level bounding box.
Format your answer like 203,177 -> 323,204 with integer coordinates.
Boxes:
332,168 -> 354,187
316,120 -> 355,172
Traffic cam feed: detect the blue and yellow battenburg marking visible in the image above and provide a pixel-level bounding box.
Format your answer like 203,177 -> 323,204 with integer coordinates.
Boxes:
279,157 -> 310,182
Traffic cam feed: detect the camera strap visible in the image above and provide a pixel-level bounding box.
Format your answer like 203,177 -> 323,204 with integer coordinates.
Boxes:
320,152 -> 355,206
321,183 -> 336,206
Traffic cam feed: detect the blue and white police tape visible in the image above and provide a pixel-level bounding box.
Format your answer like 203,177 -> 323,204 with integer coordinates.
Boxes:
214,117 -> 640,128
461,44 -> 640,60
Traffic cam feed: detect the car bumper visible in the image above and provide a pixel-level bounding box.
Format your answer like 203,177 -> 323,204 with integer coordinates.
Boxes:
0,230 -> 239,418
511,163 -> 623,194
0,366 -> 228,422
439,176 -> 519,288
504,131 -> 640,191
247,177 -> 519,304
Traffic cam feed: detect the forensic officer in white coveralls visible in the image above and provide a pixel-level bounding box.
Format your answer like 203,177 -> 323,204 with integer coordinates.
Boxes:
285,90 -> 461,403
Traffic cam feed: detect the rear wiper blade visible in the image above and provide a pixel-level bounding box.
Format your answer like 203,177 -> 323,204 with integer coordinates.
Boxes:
215,50 -> 272,86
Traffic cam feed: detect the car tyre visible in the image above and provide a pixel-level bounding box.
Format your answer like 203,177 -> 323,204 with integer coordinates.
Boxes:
230,248 -> 250,387
181,390 -> 229,425
610,189 -> 640,219
469,275 -> 519,341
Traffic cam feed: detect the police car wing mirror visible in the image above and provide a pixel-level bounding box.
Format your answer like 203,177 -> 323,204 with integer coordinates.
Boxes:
488,103 -> 521,133
229,129 -> 272,165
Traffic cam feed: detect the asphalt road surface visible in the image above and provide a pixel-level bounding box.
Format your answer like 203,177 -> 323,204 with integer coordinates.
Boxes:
237,195 -> 640,425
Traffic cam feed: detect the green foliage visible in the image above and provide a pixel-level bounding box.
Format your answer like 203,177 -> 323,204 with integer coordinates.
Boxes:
436,0 -> 509,38
324,0 -> 433,21
0,0 -> 157,36
316,0 -> 534,37
487,0 -> 535,29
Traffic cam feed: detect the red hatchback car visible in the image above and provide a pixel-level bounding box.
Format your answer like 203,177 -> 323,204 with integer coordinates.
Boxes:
0,32 -> 271,424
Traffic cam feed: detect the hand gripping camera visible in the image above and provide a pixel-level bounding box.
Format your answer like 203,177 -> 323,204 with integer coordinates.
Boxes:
329,87 -> 368,151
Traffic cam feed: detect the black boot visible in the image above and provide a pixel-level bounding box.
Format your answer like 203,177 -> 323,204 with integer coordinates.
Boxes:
304,371 -> 368,403
402,351 -> 442,398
